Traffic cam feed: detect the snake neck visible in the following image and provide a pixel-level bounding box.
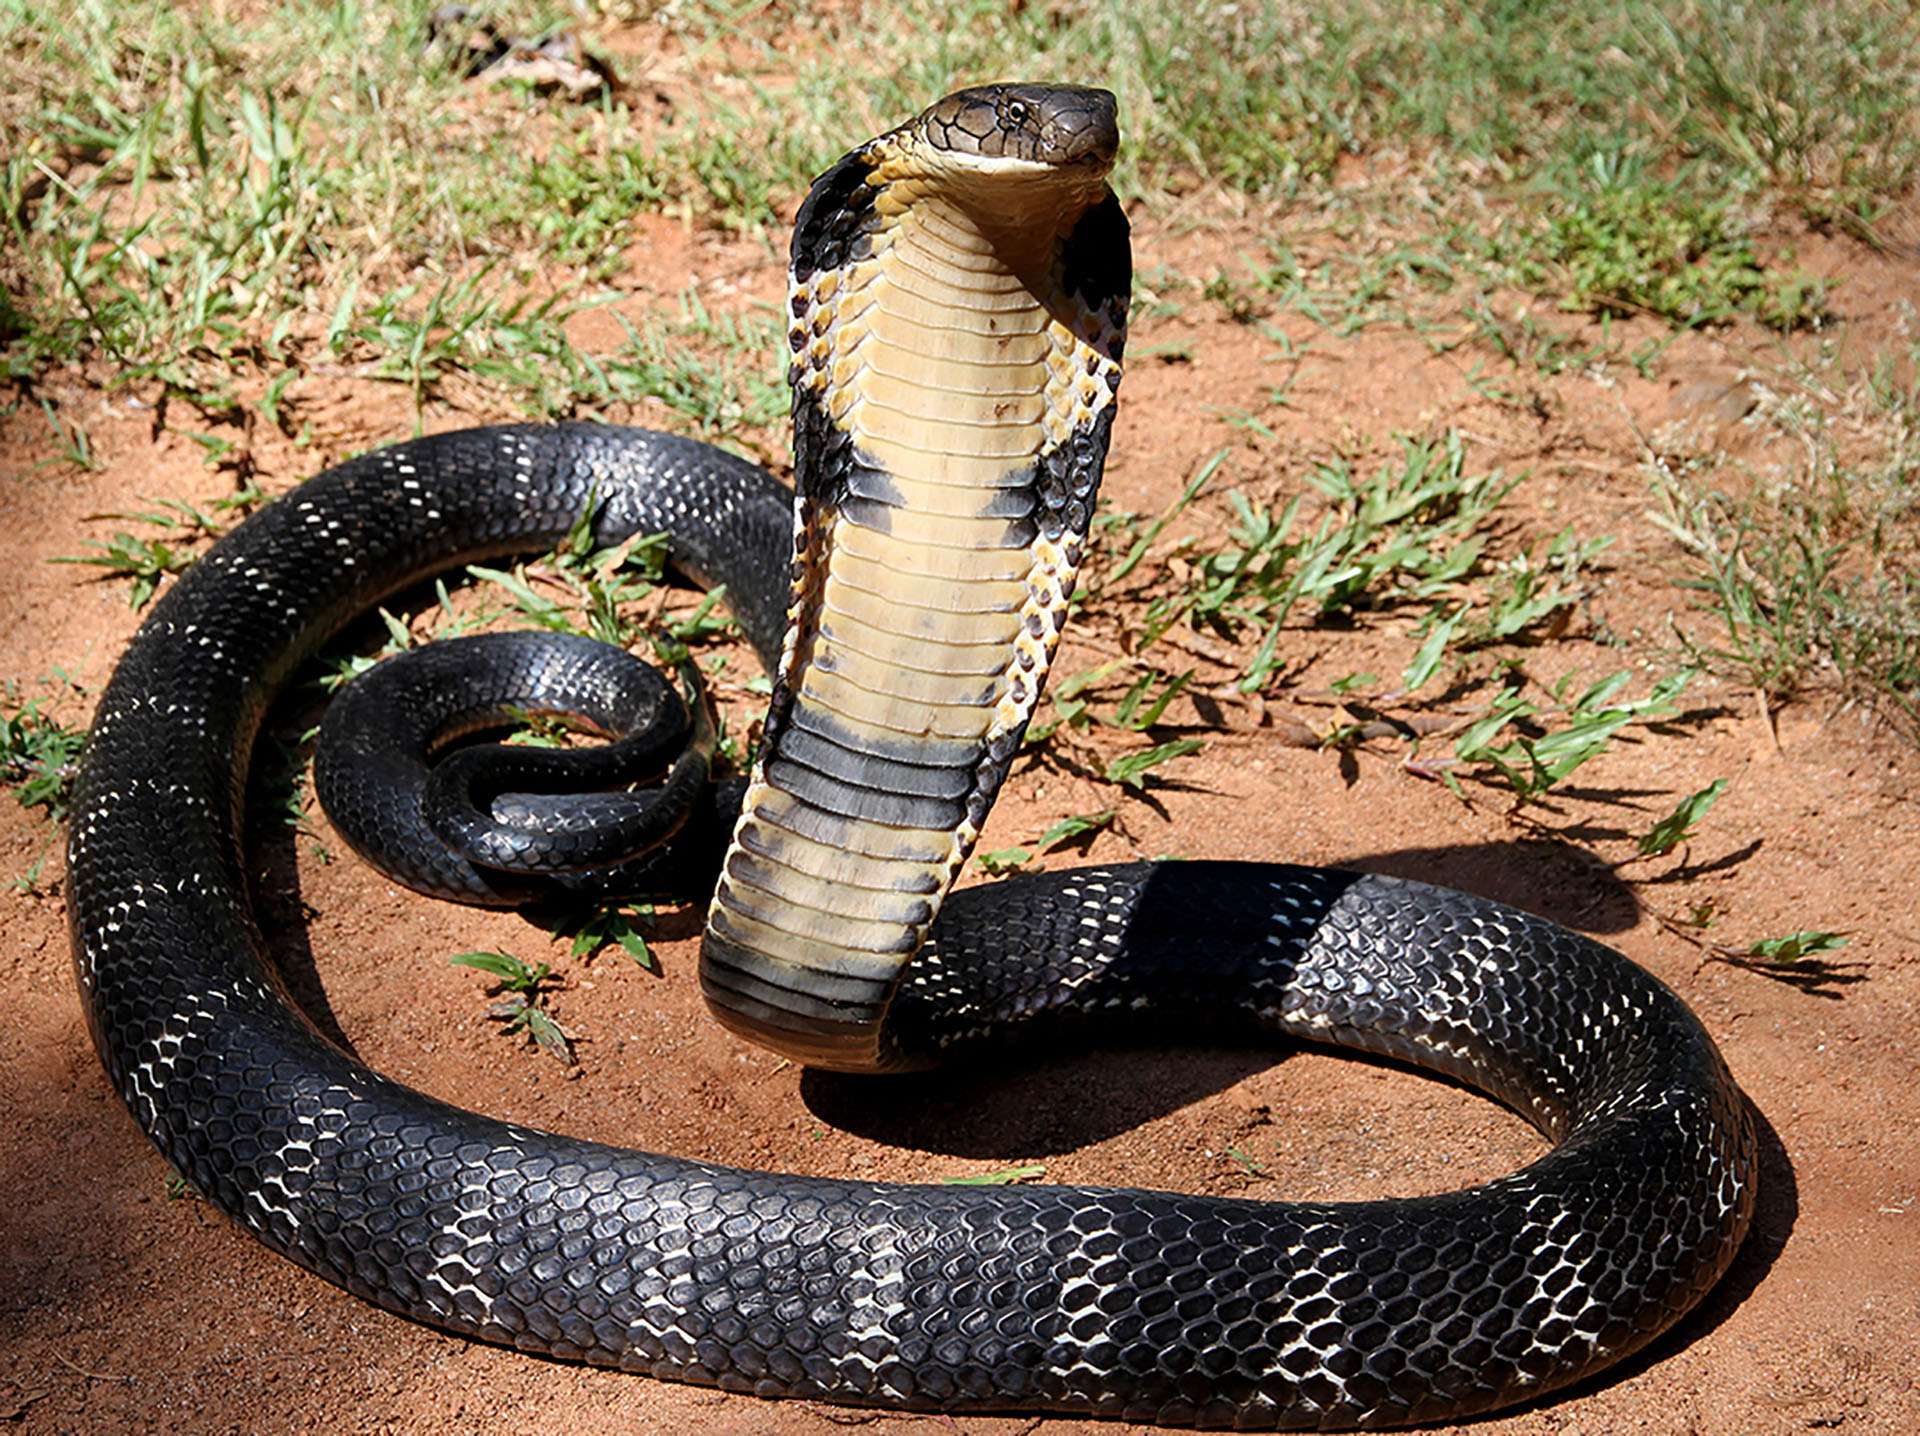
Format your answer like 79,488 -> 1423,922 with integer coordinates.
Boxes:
700,141 -> 1129,1071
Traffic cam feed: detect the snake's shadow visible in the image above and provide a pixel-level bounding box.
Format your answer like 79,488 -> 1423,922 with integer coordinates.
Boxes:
248,698 -> 357,1053
1332,838 -> 1646,934
802,1040 -> 1287,1158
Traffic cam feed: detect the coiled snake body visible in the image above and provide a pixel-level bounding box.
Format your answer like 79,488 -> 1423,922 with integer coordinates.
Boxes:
69,85 -> 1756,1429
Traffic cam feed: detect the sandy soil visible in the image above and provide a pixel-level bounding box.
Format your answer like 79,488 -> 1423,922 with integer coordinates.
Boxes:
2,195 -> 1918,1435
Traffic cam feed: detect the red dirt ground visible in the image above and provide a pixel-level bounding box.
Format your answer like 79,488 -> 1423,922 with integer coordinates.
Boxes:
2,198 -> 1917,1435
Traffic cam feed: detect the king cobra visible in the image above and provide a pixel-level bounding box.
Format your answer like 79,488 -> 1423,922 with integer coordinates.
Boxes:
69,85 -> 1757,1428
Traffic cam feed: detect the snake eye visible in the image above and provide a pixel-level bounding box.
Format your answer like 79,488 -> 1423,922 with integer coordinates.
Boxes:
1004,99 -> 1030,127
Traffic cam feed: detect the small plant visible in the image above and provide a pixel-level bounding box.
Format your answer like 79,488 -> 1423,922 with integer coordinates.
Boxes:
1642,2 -> 1920,232
87,489 -> 265,539
1226,1146 -> 1269,1177
449,950 -> 575,1063
1026,655 -> 1206,776
50,531 -> 193,610
1028,658 -> 1128,743
469,493 -> 677,651
1439,670 -> 1692,808
1400,527 -> 1611,695
977,809 -> 1116,874
1112,668 -> 1196,731
659,587 -> 735,652
1656,898 -> 1862,993
1024,656 -> 1209,794
1650,467 -> 1919,732
1637,779 -> 1731,859
939,1163 -> 1046,1187
1462,528 -> 1613,649
1744,930 -> 1850,964
50,487 -> 264,609
1,687 -> 87,891
1106,738 -> 1205,791
552,904 -> 658,970
1,693 -> 85,820
975,848 -> 1031,875
1202,270 -> 1269,325
1401,608 -> 1468,695
320,583 -> 501,693
1451,296 -> 1615,379
1110,433 -> 1520,694
1706,929 -> 1863,994
1492,159 -> 1827,329
37,398 -> 101,471
239,726 -> 336,865
1097,451 -> 1227,590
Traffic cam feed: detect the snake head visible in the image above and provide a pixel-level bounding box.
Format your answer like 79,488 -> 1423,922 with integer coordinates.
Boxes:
915,83 -> 1119,177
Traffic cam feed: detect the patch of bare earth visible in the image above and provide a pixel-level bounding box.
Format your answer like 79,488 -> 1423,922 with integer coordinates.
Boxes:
1,202 -> 1916,1435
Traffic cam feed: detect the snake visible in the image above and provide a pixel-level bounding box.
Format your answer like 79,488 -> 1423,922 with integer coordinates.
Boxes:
68,84 -> 1758,1429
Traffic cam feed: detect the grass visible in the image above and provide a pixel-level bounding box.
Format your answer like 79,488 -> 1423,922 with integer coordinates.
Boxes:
1484,160 -> 1831,330
1082,432 -> 1598,698
0,677 -> 87,890
1439,668 -> 1694,809
1648,351 -> 1920,733
49,530 -> 193,610
50,485 -> 264,608
939,1163 -> 1047,1187
463,491 -> 742,671
7,1 -> 1915,399
1021,425 -> 1684,824
449,948 -> 575,1062
35,396 -> 101,470
978,808 -> 1116,875
1656,478 -> 1919,726
553,903 -> 659,970
0,682 -> 85,820
1634,779 -> 1730,860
